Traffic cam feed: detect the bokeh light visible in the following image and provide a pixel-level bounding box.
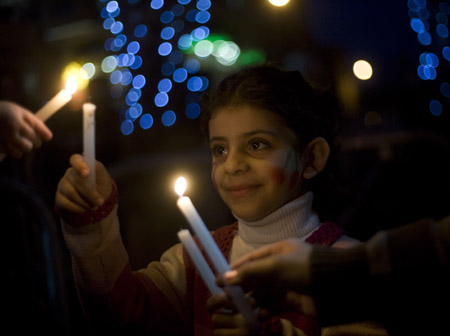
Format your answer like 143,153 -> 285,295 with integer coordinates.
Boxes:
268,0 -> 290,7
353,60 -> 373,80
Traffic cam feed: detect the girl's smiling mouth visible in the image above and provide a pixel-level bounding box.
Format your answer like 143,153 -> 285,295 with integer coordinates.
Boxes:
225,184 -> 261,197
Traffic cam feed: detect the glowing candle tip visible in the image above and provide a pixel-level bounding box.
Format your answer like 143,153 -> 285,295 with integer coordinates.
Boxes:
65,76 -> 77,95
175,176 -> 187,196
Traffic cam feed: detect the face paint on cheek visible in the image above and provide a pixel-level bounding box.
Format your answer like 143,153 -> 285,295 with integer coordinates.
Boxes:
271,167 -> 286,185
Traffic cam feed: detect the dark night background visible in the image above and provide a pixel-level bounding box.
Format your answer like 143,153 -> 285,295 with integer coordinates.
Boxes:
1,0 -> 449,335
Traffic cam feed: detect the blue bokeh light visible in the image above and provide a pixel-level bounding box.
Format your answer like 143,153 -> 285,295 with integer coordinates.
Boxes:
121,70 -> 133,85
158,78 -> 173,92
151,0 -> 164,10
132,74 -> 146,88
410,18 -> 425,33
184,58 -> 200,73
443,46 -> 450,60
161,11 -> 175,24
127,41 -> 140,54
161,27 -> 176,40
110,70 -> 123,84
440,82 -> 450,98
121,120 -> 134,135
110,21 -> 124,34
437,24 -> 449,38
429,99 -> 442,116
173,68 -> 188,82
140,114 -> 154,129
418,31 -> 432,45
187,76 -> 203,91
130,56 -> 143,69
158,42 -> 173,56
134,24 -> 148,37
155,92 -> 169,107
106,1 -> 119,13
186,9 -> 198,22
128,103 -> 143,118
195,11 -> 210,23
197,0 -> 211,11
185,102 -> 201,119
162,110 -> 176,126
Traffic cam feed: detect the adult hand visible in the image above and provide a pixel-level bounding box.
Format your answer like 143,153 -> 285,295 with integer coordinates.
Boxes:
224,238 -> 313,295
0,101 -> 52,158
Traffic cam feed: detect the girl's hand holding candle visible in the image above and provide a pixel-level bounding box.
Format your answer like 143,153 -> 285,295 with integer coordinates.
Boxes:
174,177 -> 258,328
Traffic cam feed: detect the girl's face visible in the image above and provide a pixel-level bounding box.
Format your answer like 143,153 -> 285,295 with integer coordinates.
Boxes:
208,104 -> 305,221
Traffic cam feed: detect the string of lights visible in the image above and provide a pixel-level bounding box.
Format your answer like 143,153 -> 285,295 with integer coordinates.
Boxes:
98,0 -> 212,135
408,0 -> 450,117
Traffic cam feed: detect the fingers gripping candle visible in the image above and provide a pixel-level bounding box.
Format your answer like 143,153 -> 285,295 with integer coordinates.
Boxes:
83,102 -> 96,190
0,77 -> 77,162
174,177 -> 258,328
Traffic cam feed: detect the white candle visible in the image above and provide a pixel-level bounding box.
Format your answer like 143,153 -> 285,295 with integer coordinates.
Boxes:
0,77 -> 77,162
177,229 -> 223,295
83,102 -> 96,189
174,177 -> 257,327
35,77 -> 77,122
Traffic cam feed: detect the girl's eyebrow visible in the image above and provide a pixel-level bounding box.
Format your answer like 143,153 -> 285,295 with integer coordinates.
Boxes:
209,130 -> 281,143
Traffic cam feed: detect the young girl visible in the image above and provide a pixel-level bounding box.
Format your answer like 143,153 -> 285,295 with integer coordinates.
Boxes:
55,64 -> 379,335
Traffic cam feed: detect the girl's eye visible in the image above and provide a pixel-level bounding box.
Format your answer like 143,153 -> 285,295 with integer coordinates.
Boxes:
212,145 -> 228,156
249,140 -> 269,151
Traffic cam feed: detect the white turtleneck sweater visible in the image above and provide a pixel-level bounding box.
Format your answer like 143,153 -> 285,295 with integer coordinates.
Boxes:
230,191 -> 321,264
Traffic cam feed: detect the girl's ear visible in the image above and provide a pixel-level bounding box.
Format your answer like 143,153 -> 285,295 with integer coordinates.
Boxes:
302,137 -> 330,179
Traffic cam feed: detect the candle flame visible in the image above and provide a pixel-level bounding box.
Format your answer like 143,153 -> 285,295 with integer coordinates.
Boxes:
65,76 -> 77,95
175,176 -> 187,196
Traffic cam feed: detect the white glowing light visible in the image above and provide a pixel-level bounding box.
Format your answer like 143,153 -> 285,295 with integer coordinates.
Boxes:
175,176 -> 187,196
353,60 -> 373,80
268,0 -> 290,7
65,77 -> 77,95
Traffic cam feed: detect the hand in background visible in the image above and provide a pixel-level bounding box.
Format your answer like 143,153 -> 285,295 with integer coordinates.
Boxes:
224,238 -> 313,295
0,101 -> 52,158
207,292 -> 256,336
55,154 -> 114,215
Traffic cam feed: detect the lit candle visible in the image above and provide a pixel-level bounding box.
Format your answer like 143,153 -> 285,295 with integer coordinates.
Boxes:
177,229 -> 223,295
82,102 -> 96,189
0,77 -> 77,162
174,177 -> 257,327
35,77 -> 77,122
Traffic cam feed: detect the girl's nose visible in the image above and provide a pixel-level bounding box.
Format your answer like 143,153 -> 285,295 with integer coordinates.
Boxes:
223,149 -> 249,175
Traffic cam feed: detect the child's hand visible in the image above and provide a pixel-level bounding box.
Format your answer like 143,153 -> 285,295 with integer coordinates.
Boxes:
207,292 -> 256,336
55,154 -> 114,214
0,101 -> 52,158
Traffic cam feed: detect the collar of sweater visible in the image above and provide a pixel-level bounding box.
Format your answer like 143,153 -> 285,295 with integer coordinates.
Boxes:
234,191 -> 320,246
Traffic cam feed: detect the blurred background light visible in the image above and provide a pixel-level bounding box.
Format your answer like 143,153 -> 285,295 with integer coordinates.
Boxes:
268,0 -> 290,7
162,110 -> 176,126
353,60 -> 373,80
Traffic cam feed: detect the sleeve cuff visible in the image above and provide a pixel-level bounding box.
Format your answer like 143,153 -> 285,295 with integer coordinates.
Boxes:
56,182 -> 118,227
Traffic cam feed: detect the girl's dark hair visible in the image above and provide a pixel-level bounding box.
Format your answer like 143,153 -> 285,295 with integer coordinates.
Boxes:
200,63 -> 351,222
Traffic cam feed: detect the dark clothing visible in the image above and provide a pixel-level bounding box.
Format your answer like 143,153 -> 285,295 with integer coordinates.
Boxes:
310,215 -> 450,335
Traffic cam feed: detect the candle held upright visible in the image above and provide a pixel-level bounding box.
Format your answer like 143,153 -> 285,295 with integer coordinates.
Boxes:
83,102 -> 96,189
